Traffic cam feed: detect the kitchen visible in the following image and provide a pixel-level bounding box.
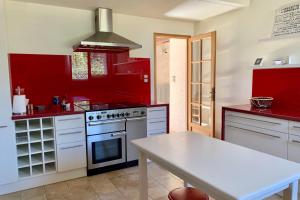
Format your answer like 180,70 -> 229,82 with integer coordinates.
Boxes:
2,0 -> 300,200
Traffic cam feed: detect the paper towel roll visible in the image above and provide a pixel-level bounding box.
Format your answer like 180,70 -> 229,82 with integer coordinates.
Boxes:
13,95 -> 26,114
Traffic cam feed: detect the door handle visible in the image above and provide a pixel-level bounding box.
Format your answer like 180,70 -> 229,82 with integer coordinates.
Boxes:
126,117 -> 147,121
111,132 -> 126,137
59,131 -> 83,136
88,119 -> 126,126
60,144 -> 84,150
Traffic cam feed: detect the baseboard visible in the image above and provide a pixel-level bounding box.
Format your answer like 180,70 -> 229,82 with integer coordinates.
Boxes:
0,168 -> 86,195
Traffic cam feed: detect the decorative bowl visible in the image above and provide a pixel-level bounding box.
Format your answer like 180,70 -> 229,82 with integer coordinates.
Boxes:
250,97 -> 274,108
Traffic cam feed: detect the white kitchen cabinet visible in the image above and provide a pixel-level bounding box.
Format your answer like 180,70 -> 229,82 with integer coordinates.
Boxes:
55,114 -> 85,130
54,114 -> 86,172
225,121 -> 288,159
225,111 -> 289,133
0,0 -> 18,185
0,124 -> 18,185
56,128 -> 85,145
289,121 -> 300,137
147,106 -> 167,136
57,141 -> 86,172
288,134 -> 300,163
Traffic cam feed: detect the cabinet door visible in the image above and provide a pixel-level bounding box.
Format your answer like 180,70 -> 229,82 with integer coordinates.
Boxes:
0,125 -> 18,185
0,0 -> 12,124
288,135 -> 300,163
55,114 -> 85,130
57,141 -> 86,172
225,122 -> 288,159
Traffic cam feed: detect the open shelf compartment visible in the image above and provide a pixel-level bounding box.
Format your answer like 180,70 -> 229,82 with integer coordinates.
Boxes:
28,119 -> 41,130
42,118 -> 54,129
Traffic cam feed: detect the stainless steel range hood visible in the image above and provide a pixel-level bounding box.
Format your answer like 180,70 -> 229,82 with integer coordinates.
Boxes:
74,8 -> 142,51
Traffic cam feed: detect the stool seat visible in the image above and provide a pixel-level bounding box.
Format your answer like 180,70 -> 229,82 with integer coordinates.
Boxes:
168,187 -> 209,200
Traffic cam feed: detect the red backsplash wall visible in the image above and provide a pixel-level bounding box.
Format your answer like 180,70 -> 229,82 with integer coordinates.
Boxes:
252,68 -> 300,109
9,52 -> 150,106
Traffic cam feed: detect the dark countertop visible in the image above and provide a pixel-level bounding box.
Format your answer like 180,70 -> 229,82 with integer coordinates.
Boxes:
12,105 -> 85,120
223,104 -> 300,122
12,102 -> 169,120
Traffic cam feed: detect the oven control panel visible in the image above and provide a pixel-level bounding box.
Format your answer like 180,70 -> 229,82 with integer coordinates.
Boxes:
86,107 -> 147,122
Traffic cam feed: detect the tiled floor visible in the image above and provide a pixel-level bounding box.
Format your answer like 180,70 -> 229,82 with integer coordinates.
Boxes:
0,163 -> 290,200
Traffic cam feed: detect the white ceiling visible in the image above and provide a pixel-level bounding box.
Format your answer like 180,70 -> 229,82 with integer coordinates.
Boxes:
10,0 -> 249,22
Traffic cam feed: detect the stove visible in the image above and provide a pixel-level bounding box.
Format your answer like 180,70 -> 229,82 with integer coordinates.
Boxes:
82,102 -> 147,175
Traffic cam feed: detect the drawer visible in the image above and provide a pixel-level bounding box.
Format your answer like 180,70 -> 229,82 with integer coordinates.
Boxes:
289,121 -> 300,137
147,118 -> 166,131
56,127 -> 85,144
147,107 -> 167,120
225,121 -> 288,159
57,141 -> 86,172
55,114 -> 85,130
225,111 -> 288,133
288,134 -> 300,163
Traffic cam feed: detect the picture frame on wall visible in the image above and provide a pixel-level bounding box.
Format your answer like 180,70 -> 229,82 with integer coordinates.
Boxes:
254,58 -> 263,66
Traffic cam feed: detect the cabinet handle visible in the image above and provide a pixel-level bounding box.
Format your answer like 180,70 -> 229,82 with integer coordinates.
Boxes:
0,125 -> 8,128
227,115 -> 281,125
58,117 -> 82,122
149,109 -> 165,112
149,121 -> 165,124
59,131 -> 83,136
227,125 -> 281,139
292,126 -> 300,129
291,140 -> 300,144
60,144 -> 84,150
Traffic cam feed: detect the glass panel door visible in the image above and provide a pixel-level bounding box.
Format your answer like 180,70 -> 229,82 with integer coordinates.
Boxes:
188,32 -> 216,137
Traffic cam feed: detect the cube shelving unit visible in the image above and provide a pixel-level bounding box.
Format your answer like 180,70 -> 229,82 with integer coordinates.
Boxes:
14,117 -> 57,178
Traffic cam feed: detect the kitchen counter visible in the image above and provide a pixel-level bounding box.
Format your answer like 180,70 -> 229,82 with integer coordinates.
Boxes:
223,104 -> 300,122
12,105 -> 85,120
12,102 -> 169,120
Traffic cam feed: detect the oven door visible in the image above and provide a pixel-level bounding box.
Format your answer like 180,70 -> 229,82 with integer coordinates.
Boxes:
87,131 -> 126,169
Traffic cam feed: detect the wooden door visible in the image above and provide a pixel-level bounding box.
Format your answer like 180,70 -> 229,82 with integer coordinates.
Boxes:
188,31 -> 216,137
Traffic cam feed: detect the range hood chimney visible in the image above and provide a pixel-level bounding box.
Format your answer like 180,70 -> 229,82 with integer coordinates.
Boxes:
74,8 -> 142,51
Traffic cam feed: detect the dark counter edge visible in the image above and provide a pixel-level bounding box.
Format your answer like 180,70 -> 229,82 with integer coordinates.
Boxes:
12,103 -> 169,121
221,105 -> 300,141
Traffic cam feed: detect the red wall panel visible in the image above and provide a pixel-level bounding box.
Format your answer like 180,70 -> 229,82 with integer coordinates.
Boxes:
9,52 -> 151,106
252,68 -> 300,109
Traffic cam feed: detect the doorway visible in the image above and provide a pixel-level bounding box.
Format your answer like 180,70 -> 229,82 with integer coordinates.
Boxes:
154,33 -> 190,133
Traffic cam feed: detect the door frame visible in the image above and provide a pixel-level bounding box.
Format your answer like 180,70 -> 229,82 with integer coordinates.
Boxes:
188,31 -> 216,137
153,33 -> 191,131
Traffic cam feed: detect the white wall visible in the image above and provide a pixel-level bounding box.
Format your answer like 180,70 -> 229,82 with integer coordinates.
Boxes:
5,0 -> 194,101
195,0 -> 300,138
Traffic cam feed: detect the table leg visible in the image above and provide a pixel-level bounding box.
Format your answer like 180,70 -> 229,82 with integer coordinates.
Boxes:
139,152 -> 148,200
291,180 -> 298,200
283,181 -> 298,200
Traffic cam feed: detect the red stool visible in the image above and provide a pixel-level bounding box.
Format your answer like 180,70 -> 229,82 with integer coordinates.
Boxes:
168,187 -> 209,200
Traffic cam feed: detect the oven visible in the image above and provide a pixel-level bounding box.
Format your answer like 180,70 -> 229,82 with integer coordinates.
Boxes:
86,116 -> 127,170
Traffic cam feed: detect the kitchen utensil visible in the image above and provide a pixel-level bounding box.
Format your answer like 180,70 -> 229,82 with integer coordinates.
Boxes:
250,97 -> 273,108
53,96 -> 60,105
12,95 -> 27,114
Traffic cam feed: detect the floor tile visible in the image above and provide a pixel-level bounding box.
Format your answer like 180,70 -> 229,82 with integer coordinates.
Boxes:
0,192 -> 21,200
21,187 -> 46,200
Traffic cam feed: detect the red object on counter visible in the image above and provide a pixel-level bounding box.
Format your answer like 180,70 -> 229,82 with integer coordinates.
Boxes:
9,52 -> 151,108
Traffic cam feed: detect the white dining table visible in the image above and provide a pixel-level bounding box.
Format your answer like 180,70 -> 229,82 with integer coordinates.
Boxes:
131,132 -> 300,200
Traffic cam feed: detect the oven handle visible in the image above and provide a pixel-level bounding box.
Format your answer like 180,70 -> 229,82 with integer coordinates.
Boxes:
88,119 -> 126,126
126,116 -> 147,121
111,131 -> 127,137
